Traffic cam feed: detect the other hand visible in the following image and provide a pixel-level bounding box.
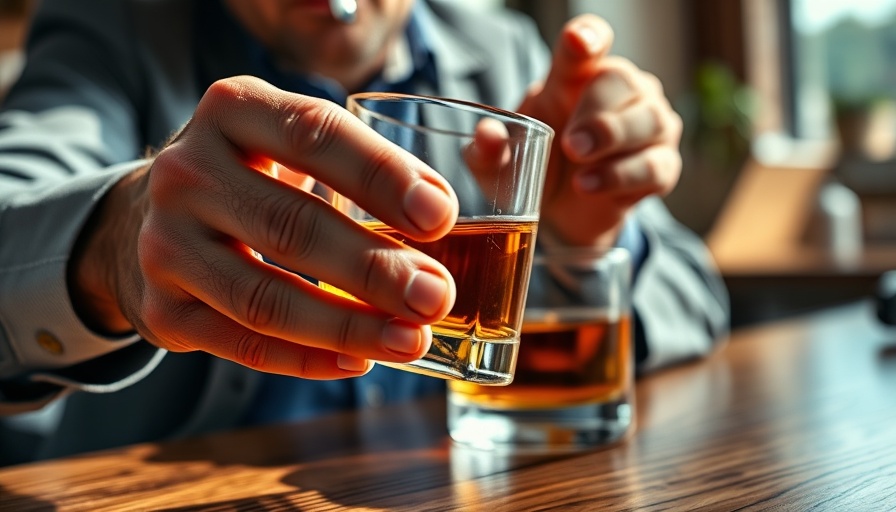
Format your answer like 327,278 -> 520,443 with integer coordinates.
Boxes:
518,15 -> 683,247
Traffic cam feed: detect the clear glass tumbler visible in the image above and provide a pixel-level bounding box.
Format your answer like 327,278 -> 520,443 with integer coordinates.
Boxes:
448,247 -> 634,450
324,93 -> 554,385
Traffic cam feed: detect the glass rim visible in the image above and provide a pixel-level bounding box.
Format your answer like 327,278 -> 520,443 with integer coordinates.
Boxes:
346,92 -> 556,140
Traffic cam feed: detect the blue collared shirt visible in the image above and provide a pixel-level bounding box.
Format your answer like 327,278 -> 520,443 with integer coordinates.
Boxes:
237,4 -> 436,106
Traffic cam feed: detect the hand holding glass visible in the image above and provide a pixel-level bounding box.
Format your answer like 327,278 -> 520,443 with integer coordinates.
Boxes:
323,93 -> 554,384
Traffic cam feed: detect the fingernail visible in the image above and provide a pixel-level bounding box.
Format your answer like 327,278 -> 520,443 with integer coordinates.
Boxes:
382,320 -> 427,355
337,354 -> 370,373
404,179 -> 452,232
577,173 -> 602,192
405,270 -> 448,318
575,24 -> 602,53
567,130 -> 595,159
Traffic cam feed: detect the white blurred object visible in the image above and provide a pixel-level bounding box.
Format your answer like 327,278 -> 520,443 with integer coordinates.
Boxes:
328,0 -> 357,23
0,50 -> 24,99
752,132 -> 839,169
816,181 -> 863,267
454,0 -> 504,10
863,100 -> 896,162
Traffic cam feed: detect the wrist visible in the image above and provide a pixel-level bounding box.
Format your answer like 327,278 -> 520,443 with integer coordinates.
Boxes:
67,164 -> 150,335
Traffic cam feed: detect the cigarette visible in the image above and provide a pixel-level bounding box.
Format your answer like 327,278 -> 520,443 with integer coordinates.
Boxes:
329,0 -> 358,24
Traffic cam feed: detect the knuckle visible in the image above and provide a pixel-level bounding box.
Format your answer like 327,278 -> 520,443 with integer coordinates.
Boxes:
643,151 -> 664,186
137,224 -> 190,286
358,145 -> 395,198
151,311 -> 185,350
644,72 -> 665,95
148,149 -> 187,195
261,195 -> 323,262
590,65 -> 639,109
643,149 -> 679,195
645,104 -> 665,139
334,314 -> 361,355
282,98 -> 345,159
201,76 -> 260,111
149,145 -> 216,203
594,113 -> 622,148
204,78 -> 241,102
240,275 -> 284,332
196,79 -> 245,124
138,221 -> 207,286
233,331 -> 269,369
361,248 -> 399,297
198,80 -> 232,112
295,349 -> 315,378
668,110 -> 685,141
663,150 -> 683,192
139,297 -> 191,351
139,301 -> 168,342
603,56 -> 639,77
136,223 -> 167,274
140,299 -> 168,336
598,60 -> 641,92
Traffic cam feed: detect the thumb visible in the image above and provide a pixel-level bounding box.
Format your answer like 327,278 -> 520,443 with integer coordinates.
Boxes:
536,15 -> 615,113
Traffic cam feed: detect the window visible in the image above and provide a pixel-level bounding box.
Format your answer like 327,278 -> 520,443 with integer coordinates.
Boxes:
788,0 -> 896,157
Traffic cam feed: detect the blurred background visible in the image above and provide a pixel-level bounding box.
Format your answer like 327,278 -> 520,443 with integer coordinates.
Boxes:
2,0 -> 894,328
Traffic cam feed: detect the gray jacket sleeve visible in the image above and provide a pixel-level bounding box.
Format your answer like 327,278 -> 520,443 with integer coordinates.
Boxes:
632,197 -> 730,371
0,1 -> 166,414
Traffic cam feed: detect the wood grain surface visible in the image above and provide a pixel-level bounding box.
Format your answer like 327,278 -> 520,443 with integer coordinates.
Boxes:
1,301 -> 895,511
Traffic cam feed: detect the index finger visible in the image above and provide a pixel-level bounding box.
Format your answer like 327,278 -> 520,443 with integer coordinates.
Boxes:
195,76 -> 459,241
538,15 -> 616,112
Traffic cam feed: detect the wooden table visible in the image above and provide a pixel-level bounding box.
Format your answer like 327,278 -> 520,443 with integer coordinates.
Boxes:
2,301 -> 895,511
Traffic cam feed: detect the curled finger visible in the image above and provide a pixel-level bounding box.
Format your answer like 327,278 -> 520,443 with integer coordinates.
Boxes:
574,145 -> 681,198
561,59 -> 679,161
193,76 -> 458,242
463,118 -> 512,196
141,296 -> 374,378
157,234 -> 436,363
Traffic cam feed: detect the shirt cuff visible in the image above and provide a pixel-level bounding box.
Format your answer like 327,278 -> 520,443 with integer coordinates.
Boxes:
613,215 -> 648,281
0,161 -> 145,378
535,215 -> 648,278
0,343 -> 167,415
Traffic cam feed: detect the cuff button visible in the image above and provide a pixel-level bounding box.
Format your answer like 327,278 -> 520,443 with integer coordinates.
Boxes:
36,331 -> 64,355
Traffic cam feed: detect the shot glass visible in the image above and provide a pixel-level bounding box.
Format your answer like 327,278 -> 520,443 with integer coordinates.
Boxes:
448,247 -> 634,450
323,93 -> 554,385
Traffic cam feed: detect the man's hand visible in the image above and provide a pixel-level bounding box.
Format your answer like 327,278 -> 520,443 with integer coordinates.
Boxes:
518,15 -> 683,247
69,76 -> 459,379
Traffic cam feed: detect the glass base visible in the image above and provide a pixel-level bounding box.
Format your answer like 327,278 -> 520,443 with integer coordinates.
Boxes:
447,392 -> 634,452
379,332 -> 518,385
